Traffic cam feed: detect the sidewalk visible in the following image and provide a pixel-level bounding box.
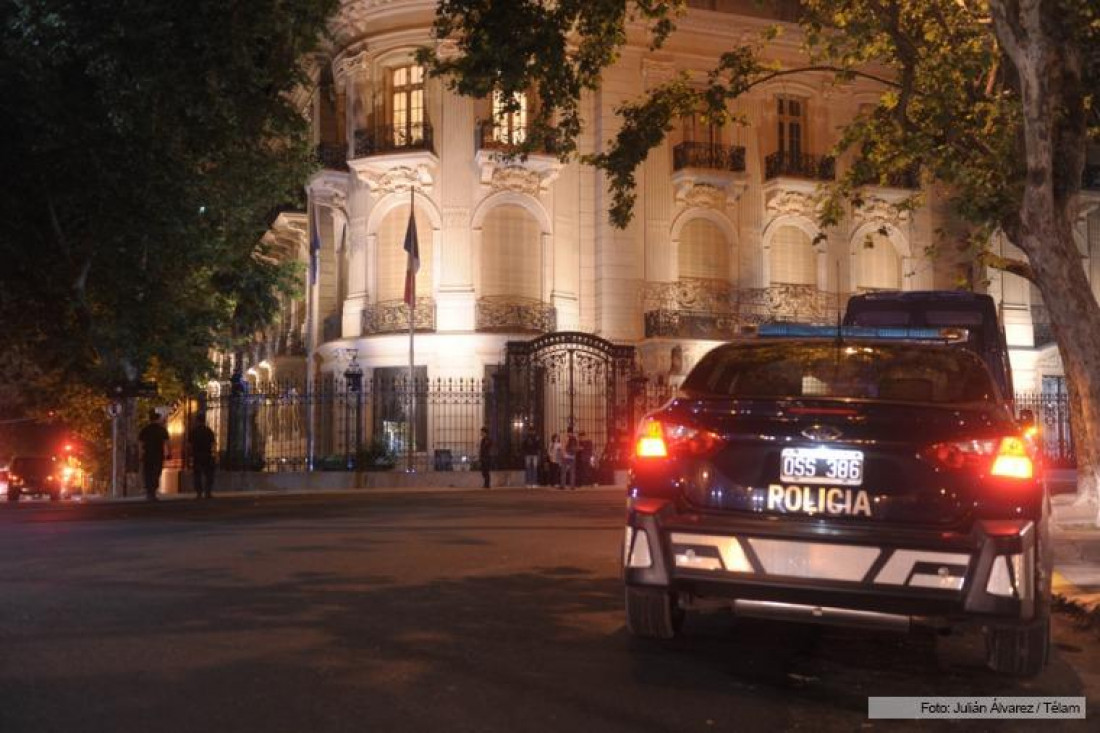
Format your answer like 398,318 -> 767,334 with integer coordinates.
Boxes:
1050,470 -> 1100,612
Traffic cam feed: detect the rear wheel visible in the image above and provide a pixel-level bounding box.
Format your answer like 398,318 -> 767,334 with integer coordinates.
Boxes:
625,587 -> 684,640
7,487 -> 18,502
49,491 -> 61,502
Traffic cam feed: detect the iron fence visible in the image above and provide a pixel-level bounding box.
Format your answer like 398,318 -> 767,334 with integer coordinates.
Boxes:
1015,391 -> 1075,467
183,379 -> 1078,475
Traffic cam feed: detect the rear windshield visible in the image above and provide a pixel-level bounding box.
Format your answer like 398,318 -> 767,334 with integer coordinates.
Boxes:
682,341 -> 998,404
11,457 -> 54,476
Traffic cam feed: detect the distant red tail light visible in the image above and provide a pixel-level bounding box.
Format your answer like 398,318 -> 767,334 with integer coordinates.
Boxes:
922,435 -> 1034,480
635,418 -> 723,459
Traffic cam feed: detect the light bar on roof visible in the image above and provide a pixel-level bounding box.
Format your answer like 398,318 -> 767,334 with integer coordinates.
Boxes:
756,324 -> 968,342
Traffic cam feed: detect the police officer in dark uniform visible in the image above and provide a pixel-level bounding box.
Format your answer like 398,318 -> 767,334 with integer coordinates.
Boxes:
479,427 -> 492,489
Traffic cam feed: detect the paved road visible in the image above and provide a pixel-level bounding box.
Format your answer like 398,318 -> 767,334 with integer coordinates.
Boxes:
0,490 -> 1097,732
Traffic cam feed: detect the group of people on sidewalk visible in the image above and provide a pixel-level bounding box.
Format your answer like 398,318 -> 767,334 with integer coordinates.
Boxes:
138,410 -> 217,502
478,425 -> 613,490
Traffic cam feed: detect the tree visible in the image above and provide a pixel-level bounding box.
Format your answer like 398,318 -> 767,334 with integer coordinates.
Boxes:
423,0 -> 1100,520
0,0 -> 335,418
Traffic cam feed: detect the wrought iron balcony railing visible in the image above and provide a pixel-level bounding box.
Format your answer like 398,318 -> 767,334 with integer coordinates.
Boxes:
738,285 -> 845,326
475,120 -> 556,154
475,296 -> 556,334
353,122 -> 435,158
672,142 -> 746,172
764,151 -> 836,181
362,297 -> 437,336
644,309 -> 740,340
315,143 -> 348,171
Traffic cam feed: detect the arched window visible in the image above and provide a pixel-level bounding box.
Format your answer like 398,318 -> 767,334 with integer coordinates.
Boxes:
377,205 -> 432,301
679,218 -> 729,281
482,205 -> 541,298
769,225 -> 816,285
856,234 -> 901,291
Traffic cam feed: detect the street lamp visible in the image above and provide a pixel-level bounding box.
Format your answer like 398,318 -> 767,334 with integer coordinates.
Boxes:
344,349 -> 363,470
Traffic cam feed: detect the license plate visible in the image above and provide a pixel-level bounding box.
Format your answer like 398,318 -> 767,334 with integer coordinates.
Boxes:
780,447 -> 864,486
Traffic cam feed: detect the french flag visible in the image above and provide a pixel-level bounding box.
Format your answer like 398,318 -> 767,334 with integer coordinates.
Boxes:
402,201 -> 419,306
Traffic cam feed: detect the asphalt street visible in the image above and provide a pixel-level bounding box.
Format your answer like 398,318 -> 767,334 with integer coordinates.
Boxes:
0,489 -> 1097,733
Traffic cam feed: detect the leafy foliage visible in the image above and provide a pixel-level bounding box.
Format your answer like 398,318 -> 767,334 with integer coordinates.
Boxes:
0,0 -> 335,417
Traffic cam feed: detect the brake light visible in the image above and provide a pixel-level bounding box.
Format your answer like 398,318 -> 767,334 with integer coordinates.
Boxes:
922,436 -> 1034,480
635,418 -> 723,459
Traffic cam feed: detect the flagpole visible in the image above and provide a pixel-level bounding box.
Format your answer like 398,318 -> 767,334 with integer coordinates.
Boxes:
407,187 -> 415,473
306,201 -> 317,473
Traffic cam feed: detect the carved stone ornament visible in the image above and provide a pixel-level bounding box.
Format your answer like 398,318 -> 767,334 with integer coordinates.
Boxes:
765,189 -> 819,220
368,165 -> 432,195
856,196 -> 910,230
435,38 -> 461,60
309,181 -> 347,212
490,166 -> 542,196
333,43 -> 370,85
327,1 -> 400,46
682,184 -> 726,210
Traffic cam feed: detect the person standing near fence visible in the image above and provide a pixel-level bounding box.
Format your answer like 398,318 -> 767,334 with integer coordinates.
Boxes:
561,427 -> 578,490
548,433 -> 561,487
188,414 -> 217,499
479,427 -> 492,489
138,410 -> 170,502
522,427 -> 541,488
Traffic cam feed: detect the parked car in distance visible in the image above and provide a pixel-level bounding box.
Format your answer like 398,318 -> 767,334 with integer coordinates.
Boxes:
7,456 -> 63,502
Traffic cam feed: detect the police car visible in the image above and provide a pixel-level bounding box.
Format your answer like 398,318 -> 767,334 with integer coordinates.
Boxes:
624,326 -> 1051,677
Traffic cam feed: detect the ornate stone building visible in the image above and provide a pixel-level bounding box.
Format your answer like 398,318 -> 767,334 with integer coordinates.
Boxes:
260,0 -> 1100,399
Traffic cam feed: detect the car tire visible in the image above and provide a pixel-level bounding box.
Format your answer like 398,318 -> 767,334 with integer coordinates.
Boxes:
49,491 -> 60,502
985,614 -> 1050,677
625,587 -> 684,640
7,488 -> 18,502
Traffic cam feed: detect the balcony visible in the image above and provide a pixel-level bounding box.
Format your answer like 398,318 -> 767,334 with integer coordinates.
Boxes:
475,296 -> 556,334
353,122 -> 434,158
672,142 -> 746,172
349,122 -> 439,194
739,285 -> 845,326
476,121 -> 557,154
764,151 -> 836,181
362,297 -> 436,336
315,143 -> 348,172
644,309 -> 740,340
670,143 -> 748,205
474,122 -> 562,193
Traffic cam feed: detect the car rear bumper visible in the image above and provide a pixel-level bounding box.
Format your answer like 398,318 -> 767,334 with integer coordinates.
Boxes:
623,499 -> 1043,628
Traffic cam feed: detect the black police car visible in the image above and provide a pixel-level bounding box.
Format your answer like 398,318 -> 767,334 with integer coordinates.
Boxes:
625,326 -> 1050,677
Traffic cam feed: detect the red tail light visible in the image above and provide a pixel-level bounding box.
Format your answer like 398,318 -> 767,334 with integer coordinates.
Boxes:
922,436 -> 1034,480
635,418 -> 723,459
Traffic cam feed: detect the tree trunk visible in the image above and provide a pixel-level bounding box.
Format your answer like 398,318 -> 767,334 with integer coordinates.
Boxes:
990,0 -> 1100,524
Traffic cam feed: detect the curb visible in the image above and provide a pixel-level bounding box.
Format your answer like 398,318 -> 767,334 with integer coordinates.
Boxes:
19,484 -> 627,506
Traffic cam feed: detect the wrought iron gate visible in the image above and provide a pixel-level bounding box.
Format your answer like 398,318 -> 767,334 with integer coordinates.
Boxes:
500,332 -> 638,466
